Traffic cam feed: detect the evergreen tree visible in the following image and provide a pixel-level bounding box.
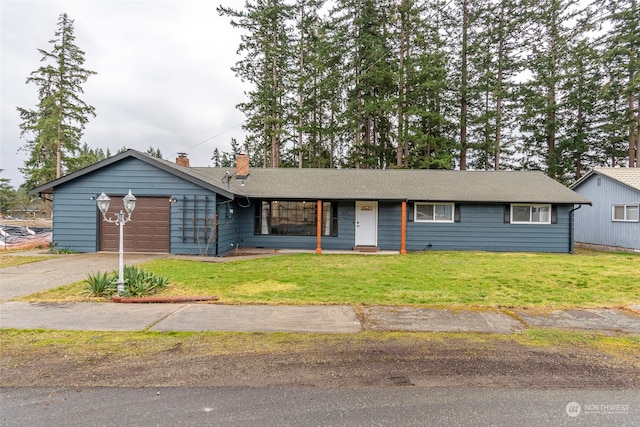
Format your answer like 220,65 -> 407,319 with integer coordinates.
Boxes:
598,0 -> 640,167
466,0 -> 524,170
0,171 -> 16,217
557,38 -> 603,181
218,0 -> 294,168
17,13 -> 96,188
66,143 -> 109,171
402,0 -> 455,169
517,0 -> 586,179
145,146 -> 164,158
332,0 -> 398,169
291,0 -> 331,168
211,148 -> 222,167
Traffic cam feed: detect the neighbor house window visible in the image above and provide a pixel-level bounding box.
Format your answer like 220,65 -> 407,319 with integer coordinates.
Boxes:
414,203 -> 455,223
612,204 -> 639,222
255,201 -> 337,236
510,204 -> 551,224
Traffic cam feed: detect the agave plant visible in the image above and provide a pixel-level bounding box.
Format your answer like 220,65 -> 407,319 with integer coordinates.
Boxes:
85,271 -> 116,296
121,265 -> 169,297
85,266 -> 169,298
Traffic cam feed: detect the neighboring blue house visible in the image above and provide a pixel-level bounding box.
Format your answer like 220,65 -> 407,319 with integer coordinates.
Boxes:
30,149 -> 590,255
570,167 -> 640,252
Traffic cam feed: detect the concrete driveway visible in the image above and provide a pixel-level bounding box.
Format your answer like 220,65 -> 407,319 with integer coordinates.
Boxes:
0,251 -> 166,302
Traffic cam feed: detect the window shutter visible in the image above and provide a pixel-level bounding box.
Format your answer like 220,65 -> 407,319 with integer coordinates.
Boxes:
504,205 -> 511,223
551,205 -> 557,224
408,203 -> 414,222
454,203 -> 461,222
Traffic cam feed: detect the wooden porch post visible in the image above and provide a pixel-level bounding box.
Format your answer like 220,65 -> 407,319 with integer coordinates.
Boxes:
400,200 -> 407,254
316,200 -> 322,254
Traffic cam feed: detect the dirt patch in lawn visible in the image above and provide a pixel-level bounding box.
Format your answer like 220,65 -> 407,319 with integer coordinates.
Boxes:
1,333 -> 638,389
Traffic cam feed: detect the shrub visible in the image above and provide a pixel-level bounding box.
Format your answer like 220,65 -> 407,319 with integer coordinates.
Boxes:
84,265 -> 169,298
85,271 -> 116,296
122,265 -> 169,297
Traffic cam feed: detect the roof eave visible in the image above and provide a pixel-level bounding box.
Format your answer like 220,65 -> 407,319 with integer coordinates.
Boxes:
28,149 -> 236,200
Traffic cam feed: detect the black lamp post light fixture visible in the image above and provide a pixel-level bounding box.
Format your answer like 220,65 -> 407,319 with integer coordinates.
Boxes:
96,189 -> 137,294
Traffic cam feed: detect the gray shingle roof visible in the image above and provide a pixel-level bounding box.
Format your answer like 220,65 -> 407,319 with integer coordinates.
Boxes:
194,167 -> 590,204
28,149 -> 235,198
28,149 -> 590,204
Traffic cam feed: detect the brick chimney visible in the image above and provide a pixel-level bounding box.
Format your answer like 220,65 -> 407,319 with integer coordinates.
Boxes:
236,153 -> 249,179
176,153 -> 190,167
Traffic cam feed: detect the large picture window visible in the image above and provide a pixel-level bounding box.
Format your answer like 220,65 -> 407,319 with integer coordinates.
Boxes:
612,204 -> 639,222
255,201 -> 337,236
414,203 -> 455,223
510,204 -> 551,224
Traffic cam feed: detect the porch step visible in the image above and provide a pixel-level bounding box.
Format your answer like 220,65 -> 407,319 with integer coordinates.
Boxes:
353,246 -> 381,253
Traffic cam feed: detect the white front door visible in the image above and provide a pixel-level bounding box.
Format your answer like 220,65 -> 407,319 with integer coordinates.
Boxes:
355,201 -> 378,246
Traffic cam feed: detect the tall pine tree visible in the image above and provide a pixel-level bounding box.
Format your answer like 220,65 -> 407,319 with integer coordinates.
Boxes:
18,13 -> 96,189
218,0 -> 294,168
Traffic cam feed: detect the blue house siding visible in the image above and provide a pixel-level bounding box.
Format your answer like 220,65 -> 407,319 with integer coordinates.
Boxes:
573,175 -> 640,250
51,190 -> 101,253
405,204 -> 572,253
216,202 -> 241,256
52,158 -> 226,255
229,200 -> 573,253
377,202 -> 402,250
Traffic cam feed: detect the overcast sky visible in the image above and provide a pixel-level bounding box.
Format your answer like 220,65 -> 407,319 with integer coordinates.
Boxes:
1,0 -> 247,188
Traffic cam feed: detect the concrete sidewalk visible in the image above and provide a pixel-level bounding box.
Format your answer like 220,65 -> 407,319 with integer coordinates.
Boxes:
1,251 -> 639,335
1,301 -> 639,335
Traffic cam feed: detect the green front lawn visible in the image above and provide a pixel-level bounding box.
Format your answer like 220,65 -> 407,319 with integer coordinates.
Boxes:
24,249 -> 640,308
0,254 -> 51,268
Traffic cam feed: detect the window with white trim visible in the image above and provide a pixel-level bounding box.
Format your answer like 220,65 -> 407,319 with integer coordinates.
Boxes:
612,204 -> 639,222
414,203 -> 455,223
510,204 -> 551,224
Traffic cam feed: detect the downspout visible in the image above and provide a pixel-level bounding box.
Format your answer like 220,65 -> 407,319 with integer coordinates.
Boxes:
569,205 -> 582,254
316,200 -> 322,254
400,200 -> 407,254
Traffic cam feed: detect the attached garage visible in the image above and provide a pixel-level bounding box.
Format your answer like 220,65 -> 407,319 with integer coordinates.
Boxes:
99,196 -> 170,253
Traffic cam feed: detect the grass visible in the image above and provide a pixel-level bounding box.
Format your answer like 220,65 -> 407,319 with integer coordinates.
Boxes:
1,328 -> 638,361
0,254 -> 51,268
20,249 -> 640,308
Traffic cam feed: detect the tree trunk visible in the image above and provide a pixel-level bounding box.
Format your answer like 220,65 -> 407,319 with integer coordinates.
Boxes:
629,81 -> 636,167
636,96 -> 640,167
397,5 -> 406,168
298,6 -> 305,169
459,0 -> 469,170
494,0 -> 505,171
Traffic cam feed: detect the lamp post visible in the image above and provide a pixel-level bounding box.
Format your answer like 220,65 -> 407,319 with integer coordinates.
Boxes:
96,189 -> 136,295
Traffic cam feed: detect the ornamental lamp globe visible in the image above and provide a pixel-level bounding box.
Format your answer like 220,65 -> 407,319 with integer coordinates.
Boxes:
123,189 -> 137,216
96,192 -> 111,215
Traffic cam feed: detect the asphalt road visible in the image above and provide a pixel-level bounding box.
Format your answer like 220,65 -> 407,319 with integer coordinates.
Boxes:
1,386 -> 638,427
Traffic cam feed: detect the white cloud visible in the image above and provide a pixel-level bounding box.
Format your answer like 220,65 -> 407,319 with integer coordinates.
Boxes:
1,0 -> 247,187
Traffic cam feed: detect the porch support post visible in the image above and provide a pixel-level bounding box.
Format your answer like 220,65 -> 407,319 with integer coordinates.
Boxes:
400,200 -> 407,254
316,199 -> 323,254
